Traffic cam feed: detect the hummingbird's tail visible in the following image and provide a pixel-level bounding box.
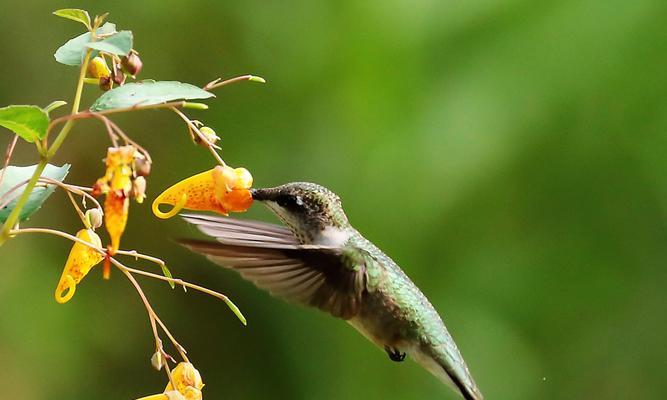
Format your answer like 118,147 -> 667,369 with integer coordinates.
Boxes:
412,344 -> 483,400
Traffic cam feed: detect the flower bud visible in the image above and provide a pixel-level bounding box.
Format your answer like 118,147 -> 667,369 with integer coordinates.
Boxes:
132,176 -> 147,204
99,76 -> 113,91
121,50 -> 143,76
134,154 -> 152,177
150,351 -> 164,371
197,127 -> 219,147
111,60 -> 126,86
88,56 -> 111,79
84,208 -> 103,229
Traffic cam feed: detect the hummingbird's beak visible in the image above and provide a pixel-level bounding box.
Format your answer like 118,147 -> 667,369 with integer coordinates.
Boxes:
250,188 -> 268,201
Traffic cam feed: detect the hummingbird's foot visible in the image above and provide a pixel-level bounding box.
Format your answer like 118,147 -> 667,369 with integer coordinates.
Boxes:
384,346 -> 406,362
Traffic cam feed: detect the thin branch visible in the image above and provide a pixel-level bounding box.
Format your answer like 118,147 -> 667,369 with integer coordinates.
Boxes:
170,107 -> 226,167
120,264 -> 246,325
47,101 -> 191,134
203,74 -> 266,91
65,191 -> 88,227
9,227 -> 106,254
113,259 -> 190,362
114,249 -> 165,266
106,118 -> 153,163
87,112 -> 119,147
0,134 -> 19,188
118,266 -> 181,390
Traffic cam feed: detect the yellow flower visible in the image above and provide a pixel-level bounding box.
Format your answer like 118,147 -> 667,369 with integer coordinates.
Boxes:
55,229 -> 104,304
165,362 -> 204,394
152,165 -> 253,219
88,56 -> 111,79
136,362 -> 204,400
92,146 -> 145,255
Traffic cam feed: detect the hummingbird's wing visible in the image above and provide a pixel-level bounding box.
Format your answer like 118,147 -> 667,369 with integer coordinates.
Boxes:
179,214 -> 368,319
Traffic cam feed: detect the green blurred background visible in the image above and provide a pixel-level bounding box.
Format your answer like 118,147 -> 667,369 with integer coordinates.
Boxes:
1,0 -> 666,399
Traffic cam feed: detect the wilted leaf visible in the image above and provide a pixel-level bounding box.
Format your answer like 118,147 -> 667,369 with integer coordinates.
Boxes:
0,164 -> 70,223
86,31 -> 133,56
54,22 -> 117,66
0,105 -> 49,143
53,9 -> 91,29
90,81 -> 214,111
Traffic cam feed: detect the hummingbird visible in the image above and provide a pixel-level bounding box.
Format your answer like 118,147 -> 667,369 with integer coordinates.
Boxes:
179,182 -> 483,400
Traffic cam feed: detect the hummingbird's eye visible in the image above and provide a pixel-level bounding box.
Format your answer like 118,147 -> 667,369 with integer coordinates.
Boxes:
276,194 -> 303,209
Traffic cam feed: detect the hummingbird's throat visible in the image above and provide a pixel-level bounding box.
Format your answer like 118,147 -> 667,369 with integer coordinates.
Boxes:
264,201 -> 350,246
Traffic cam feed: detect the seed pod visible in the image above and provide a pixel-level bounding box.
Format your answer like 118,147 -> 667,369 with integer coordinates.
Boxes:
121,50 -> 143,76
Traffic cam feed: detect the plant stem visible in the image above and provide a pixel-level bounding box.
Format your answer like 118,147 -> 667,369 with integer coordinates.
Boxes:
171,107 -> 227,166
0,50 -> 92,246
0,134 -> 19,188
0,159 -> 47,245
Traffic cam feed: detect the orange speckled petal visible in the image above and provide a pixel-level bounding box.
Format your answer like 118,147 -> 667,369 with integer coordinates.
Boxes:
105,192 -> 129,253
221,189 -> 253,212
152,168 -> 229,219
55,229 -> 104,303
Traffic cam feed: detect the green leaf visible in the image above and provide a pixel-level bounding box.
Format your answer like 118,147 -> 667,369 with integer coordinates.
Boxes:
54,22 -> 117,66
86,31 -> 133,56
0,164 -> 70,223
53,9 -> 91,29
160,264 -> 176,289
90,81 -> 215,111
0,105 -> 50,143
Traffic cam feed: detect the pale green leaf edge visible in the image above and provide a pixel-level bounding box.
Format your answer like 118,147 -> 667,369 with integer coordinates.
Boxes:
0,105 -> 50,143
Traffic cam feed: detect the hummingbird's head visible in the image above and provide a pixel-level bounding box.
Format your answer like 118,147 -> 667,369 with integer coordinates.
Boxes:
251,182 -> 350,244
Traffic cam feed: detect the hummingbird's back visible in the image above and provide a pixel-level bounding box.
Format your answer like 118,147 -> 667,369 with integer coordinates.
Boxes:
348,232 -> 483,400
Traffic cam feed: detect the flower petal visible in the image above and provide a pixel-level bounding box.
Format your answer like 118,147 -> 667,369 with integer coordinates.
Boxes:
54,229 -> 104,303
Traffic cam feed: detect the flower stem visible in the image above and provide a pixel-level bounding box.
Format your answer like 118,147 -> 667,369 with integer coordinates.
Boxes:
0,50 -> 92,246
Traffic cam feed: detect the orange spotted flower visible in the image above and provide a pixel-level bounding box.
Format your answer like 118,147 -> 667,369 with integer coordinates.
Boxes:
92,145 -> 148,278
136,362 -> 204,400
54,229 -> 104,304
152,165 -> 253,219
92,145 -> 146,253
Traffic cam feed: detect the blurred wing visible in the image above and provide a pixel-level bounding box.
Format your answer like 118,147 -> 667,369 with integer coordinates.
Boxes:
180,214 -> 368,319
